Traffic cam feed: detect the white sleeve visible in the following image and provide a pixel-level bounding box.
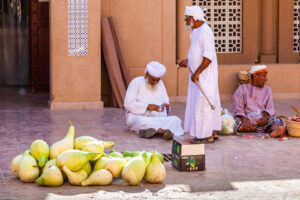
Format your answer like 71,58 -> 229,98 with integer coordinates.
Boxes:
160,81 -> 169,104
202,31 -> 215,61
124,78 -> 148,115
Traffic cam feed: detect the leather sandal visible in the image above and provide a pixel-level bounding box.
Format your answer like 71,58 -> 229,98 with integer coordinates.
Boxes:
190,138 -> 204,144
144,128 -> 157,139
212,131 -> 219,141
204,137 -> 215,144
138,129 -> 147,138
163,130 -> 174,140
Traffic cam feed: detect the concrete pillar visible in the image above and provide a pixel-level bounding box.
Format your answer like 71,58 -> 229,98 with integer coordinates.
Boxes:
259,0 -> 278,63
49,0 -> 103,110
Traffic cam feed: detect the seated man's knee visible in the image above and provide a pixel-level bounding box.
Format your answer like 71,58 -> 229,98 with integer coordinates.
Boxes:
133,117 -> 148,128
169,116 -> 182,123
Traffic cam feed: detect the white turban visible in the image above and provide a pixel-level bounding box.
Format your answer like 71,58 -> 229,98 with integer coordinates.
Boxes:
185,6 -> 206,23
248,65 -> 268,75
145,61 -> 166,78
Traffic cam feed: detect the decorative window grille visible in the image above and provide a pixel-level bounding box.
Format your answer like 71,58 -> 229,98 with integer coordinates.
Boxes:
68,0 -> 88,56
192,0 -> 243,53
294,0 -> 300,52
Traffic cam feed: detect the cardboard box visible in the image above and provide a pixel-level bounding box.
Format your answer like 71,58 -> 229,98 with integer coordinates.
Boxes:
171,135 -> 205,171
172,153 -> 205,171
172,135 -> 205,156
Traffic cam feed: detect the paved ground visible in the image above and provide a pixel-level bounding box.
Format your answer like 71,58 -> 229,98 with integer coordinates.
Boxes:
1,87 -> 300,200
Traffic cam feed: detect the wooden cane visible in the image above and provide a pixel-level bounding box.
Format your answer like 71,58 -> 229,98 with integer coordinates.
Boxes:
177,64 -> 215,110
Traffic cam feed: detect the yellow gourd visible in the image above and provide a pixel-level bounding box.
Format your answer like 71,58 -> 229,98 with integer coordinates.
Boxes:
49,121 -> 75,159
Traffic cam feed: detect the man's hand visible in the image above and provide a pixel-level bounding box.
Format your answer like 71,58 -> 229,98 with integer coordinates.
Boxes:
256,116 -> 269,126
147,104 -> 159,112
191,72 -> 199,83
162,103 -> 169,112
240,117 -> 256,132
178,59 -> 188,68
191,57 -> 211,83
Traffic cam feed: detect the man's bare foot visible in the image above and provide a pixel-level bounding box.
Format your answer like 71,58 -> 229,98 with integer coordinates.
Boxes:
204,136 -> 215,144
156,129 -> 174,139
212,131 -> 219,141
156,128 -> 165,135
270,126 -> 286,138
163,130 -> 174,140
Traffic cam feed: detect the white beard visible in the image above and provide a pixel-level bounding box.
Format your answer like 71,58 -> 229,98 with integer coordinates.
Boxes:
145,78 -> 159,92
185,21 -> 194,30
185,24 -> 192,30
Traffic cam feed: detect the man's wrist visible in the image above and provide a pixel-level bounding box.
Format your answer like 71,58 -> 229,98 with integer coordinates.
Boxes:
195,66 -> 202,75
262,111 -> 270,118
241,116 -> 248,122
263,115 -> 269,122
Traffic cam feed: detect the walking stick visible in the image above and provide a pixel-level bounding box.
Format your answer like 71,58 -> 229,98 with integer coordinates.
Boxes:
177,64 -> 215,110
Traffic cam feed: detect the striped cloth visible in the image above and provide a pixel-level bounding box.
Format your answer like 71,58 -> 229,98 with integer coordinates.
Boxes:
235,116 -> 286,133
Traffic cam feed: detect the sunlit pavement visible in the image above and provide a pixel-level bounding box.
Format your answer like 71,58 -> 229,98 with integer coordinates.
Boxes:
1,87 -> 300,200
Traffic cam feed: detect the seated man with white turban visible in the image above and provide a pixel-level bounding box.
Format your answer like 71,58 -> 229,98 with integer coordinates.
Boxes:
233,65 -> 286,137
124,61 -> 184,140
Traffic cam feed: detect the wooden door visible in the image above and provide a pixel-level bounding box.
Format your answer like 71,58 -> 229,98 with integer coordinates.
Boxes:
28,0 -> 49,93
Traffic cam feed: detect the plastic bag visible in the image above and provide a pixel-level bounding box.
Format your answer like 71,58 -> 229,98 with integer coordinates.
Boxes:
219,108 -> 236,134
151,110 -> 167,117
246,109 -> 262,125
159,104 -> 170,116
146,104 -> 169,117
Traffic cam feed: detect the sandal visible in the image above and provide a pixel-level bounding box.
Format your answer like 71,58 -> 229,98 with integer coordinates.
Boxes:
144,128 -> 157,139
212,131 -> 219,141
190,138 -> 204,144
163,130 -> 174,140
204,137 -> 215,144
138,129 -> 147,138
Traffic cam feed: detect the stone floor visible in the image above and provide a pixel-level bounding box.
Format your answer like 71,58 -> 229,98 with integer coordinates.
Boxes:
1,86 -> 300,200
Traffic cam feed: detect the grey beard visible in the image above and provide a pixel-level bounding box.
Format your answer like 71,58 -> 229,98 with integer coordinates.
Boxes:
145,78 -> 159,92
186,24 -> 192,30
186,21 -> 194,30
